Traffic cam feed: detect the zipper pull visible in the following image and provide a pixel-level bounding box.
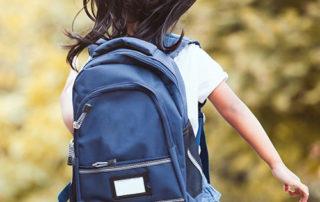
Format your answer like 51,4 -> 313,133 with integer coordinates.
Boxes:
92,159 -> 117,168
67,139 -> 74,166
73,103 -> 92,129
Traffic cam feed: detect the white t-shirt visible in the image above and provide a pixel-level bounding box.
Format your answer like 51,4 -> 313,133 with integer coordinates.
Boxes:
174,43 -> 228,136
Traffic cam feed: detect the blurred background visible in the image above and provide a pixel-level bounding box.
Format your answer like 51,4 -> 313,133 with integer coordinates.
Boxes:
0,0 -> 319,201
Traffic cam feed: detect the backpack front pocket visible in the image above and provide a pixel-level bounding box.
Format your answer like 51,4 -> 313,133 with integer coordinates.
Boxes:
73,82 -> 185,201
79,156 -> 184,201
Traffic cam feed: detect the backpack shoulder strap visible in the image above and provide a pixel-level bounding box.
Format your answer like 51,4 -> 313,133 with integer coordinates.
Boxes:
164,33 -> 201,58
165,33 -> 210,183
197,100 -> 211,183
88,38 -> 106,57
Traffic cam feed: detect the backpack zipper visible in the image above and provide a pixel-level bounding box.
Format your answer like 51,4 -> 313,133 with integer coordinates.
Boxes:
73,83 -> 174,148
80,157 -> 171,174
73,103 -> 92,129
92,159 -> 117,168
155,198 -> 185,202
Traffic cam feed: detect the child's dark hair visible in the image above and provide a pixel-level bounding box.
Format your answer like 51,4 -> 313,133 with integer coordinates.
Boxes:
66,0 -> 196,71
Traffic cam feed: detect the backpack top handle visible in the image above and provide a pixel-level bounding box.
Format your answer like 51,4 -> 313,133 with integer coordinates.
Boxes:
91,37 -> 158,57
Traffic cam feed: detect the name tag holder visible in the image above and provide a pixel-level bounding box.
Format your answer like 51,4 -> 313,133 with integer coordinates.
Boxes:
110,171 -> 152,200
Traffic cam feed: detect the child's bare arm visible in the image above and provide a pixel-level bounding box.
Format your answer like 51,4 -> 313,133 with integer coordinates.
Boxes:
60,69 -> 78,134
208,81 -> 309,202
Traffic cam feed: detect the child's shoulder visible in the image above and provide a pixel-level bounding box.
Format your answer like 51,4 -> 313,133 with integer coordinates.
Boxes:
174,39 -> 213,64
173,35 -> 227,80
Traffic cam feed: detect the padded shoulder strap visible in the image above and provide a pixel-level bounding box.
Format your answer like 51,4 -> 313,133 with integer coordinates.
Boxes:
197,101 -> 210,183
88,38 -> 105,57
164,33 -> 201,58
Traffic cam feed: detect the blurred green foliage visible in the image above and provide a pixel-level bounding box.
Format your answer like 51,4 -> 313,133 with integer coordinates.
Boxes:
0,0 -> 319,201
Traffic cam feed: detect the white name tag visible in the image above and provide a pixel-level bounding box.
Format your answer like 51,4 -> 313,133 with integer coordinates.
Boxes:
114,176 -> 146,196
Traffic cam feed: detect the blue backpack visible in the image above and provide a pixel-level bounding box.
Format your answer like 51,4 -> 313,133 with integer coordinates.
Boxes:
59,33 -> 218,202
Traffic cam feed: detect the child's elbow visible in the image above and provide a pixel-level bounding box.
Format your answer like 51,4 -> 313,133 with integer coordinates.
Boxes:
221,98 -> 247,119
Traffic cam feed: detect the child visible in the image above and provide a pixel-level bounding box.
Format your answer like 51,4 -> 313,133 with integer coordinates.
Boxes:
60,0 -> 309,201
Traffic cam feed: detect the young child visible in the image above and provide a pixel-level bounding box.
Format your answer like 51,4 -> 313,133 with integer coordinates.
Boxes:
60,0 -> 309,201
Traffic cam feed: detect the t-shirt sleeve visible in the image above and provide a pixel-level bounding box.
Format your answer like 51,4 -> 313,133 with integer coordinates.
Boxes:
188,44 -> 228,103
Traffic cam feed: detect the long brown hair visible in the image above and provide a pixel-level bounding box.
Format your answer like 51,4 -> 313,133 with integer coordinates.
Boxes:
65,0 -> 196,71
